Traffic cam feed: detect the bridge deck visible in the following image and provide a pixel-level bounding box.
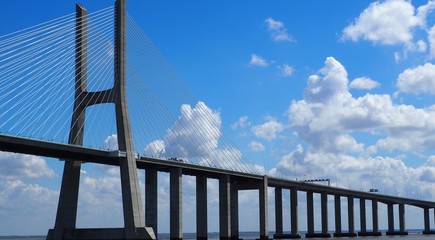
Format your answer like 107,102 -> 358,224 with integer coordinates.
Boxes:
0,133 -> 434,208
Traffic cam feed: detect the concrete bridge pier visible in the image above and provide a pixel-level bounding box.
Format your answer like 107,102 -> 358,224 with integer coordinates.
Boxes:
145,168 -> 158,235
273,187 -> 300,239
273,188 -> 284,238
196,175 -> 208,240
334,195 -> 342,236
48,1 -> 155,239
305,192 -> 330,238
230,182 -> 239,240
320,192 -> 330,237
358,198 -> 366,236
358,198 -> 381,236
170,168 -> 183,240
290,188 -> 300,238
371,200 -> 381,235
306,191 -> 314,238
259,177 -> 269,240
423,208 -> 435,234
219,175 -> 232,240
347,197 -> 356,236
386,203 -> 408,235
333,195 -> 357,237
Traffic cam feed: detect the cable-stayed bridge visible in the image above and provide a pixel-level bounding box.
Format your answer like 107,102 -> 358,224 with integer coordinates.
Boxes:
1,1 -> 435,239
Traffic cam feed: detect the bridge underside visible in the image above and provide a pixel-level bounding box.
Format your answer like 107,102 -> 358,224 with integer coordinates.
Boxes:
47,228 -> 155,240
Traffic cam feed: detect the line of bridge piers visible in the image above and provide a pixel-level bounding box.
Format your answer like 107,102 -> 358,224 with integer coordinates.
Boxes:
145,168 -> 435,239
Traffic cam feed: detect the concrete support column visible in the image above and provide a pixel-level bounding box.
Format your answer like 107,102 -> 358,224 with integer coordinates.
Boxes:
372,200 -> 379,233
334,195 -> 356,237
230,183 -> 239,240
306,191 -> 314,235
399,204 -> 405,232
387,203 -> 394,233
275,187 -> 300,239
290,187 -> 299,237
424,208 -> 430,233
348,197 -> 354,233
321,192 -> 328,235
219,175 -> 231,240
170,168 -> 182,240
48,5 -> 87,240
334,195 -> 342,234
359,198 -> 366,234
259,177 -> 268,240
386,203 -> 407,236
196,175 -> 207,240
114,1 -> 150,237
145,168 -> 158,235
275,187 -> 283,235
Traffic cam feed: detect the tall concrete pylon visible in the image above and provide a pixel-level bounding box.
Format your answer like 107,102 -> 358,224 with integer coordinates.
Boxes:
47,1 -> 155,239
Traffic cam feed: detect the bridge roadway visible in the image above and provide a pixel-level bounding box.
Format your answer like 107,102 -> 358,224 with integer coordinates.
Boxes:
2,133 -> 435,238
1,133 -> 433,207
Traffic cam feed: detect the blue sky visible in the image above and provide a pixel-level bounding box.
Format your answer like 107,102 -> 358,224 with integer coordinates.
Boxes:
1,0 -> 435,236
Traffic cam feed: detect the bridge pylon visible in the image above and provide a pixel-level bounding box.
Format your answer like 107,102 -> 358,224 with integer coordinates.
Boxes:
47,1 -> 155,239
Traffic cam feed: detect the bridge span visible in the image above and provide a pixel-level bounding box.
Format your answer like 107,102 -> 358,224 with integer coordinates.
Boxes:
2,133 -> 435,239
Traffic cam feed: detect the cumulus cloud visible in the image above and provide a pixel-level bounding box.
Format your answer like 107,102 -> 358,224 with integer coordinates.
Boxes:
0,180 -> 58,235
252,116 -> 285,141
350,77 -> 380,90
397,62 -> 435,94
231,116 -> 251,130
144,140 -> 165,157
77,173 -> 124,227
144,102 -> 254,172
304,57 -> 349,103
342,0 -> 424,45
103,134 -> 118,151
288,56 -> 435,156
0,152 -> 55,180
270,144 -> 435,200
163,102 -> 221,159
264,17 -> 295,42
249,54 -> 269,67
429,25 -> 435,59
416,1 -> 435,27
248,141 -> 265,152
278,64 -> 294,77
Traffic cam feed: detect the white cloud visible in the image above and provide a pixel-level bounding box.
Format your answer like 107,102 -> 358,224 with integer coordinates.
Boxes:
144,102 -> 254,173
264,17 -> 294,42
289,56 -> 435,155
270,145 -> 435,200
0,152 -> 55,180
252,116 -> 285,141
76,173 -> 124,228
249,54 -> 269,67
416,39 -> 427,52
394,51 -> 402,63
304,57 -> 349,103
144,140 -> 165,157
231,115 -> 250,130
163,102 -> 221,159
278,64 -> 294,77
342,0 -> 424,45
429,25 -> 435,59
397,62 -> 435,94
103,134 -> 118,151
416,1 -> 435,27
0,180 -> 58,235
248,141 -> 265,152
350,77 -> 380,90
